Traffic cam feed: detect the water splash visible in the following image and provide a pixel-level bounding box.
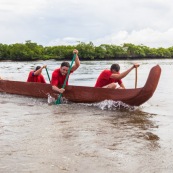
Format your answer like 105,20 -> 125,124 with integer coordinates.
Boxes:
85,100 -> 135,111
46,94 -> 136,111
47,94 -> 55,104
47,94 -> 69,105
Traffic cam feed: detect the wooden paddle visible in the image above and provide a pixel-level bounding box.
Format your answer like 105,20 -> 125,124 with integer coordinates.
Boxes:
56,53 -> 77,105
45,67 -> 51,83
135,67 -> 138,88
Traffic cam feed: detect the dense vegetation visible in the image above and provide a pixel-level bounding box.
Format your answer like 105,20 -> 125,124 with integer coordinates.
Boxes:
0,40 -> 173,61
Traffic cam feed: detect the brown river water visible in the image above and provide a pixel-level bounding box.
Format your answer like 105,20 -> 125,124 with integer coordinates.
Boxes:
0,59 -> 173,173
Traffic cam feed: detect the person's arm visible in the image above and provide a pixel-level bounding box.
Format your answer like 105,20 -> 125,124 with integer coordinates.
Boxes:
33,65 -> 47,76
110,64 -> 139,80
52,86 -> 65,94
119,82 -> 125,89
71,49 -> 80,72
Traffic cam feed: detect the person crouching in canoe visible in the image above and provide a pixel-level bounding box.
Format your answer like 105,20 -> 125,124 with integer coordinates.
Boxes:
51,49 -> 80,93
27,65 -> 47,83
94,63 -> 139,89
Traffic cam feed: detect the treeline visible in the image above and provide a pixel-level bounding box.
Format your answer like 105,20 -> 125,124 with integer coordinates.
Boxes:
0,40 -> 173,61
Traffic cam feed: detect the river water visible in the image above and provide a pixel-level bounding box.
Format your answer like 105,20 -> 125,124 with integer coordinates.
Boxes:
0,59 -> 173,173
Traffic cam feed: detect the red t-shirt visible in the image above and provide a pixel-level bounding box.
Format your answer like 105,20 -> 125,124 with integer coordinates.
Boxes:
27,71 -> 46,83
51,68 -> 71,87
94,69 -> 122,87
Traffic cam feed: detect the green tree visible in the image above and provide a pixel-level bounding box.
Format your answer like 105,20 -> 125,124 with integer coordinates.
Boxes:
0,44 -> 10,60
76,42 -> 95,60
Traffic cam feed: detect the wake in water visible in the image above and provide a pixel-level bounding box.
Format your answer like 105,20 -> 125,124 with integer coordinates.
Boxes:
47,94 -> 135,111
0,93 -> 135,111
0,93 -> 47,106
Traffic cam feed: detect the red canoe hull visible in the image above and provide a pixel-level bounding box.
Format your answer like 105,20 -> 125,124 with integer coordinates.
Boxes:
0,65 -> 161,106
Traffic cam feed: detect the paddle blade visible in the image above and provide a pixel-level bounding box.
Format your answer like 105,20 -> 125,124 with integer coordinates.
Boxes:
56,94 -> 62,105
56,99 -> 61,104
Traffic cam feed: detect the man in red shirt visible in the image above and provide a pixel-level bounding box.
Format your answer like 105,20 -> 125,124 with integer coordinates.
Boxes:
27,65 -> 46,83
51,49 -> 80,93
95,63 -> 139,89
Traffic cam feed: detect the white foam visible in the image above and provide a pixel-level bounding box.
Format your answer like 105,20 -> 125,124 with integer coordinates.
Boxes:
85,100 -> 135,111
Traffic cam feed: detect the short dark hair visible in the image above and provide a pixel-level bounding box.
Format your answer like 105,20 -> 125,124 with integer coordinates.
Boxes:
110,64 -> 120,72
61,61 -> 70,68
35,66 -> 41,71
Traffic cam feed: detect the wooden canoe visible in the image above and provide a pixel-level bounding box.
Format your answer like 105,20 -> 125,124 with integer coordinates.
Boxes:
0,65 -> 161,106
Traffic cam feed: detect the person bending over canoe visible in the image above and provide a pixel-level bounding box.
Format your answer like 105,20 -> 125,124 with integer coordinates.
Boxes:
51,49 -> 80,93
94,63 -> 139,89
27,65 -> 47,83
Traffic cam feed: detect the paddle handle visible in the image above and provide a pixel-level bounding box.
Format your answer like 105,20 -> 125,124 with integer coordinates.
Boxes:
135,67 -> 137,88
56,54 -> 77,104
45,67 -> 51,83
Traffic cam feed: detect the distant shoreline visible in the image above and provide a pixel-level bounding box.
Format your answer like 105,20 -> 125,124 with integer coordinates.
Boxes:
1,41 -> 173,61
0,57 -> 172,62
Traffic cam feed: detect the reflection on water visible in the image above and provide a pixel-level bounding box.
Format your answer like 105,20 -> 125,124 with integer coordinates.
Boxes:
1,59 -> 173,172
103,109 -> 160,151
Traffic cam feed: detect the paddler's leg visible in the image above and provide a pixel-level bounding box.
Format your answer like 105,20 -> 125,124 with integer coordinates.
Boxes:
103,82 -> 117,89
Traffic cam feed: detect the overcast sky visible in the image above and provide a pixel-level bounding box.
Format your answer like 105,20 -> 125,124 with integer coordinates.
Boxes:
1,0 -> 173,47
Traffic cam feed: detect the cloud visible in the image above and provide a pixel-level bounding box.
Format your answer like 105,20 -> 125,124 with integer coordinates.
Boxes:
1,0 -> 173,47
93,28 -> 173,48
47,37 -> 83,46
